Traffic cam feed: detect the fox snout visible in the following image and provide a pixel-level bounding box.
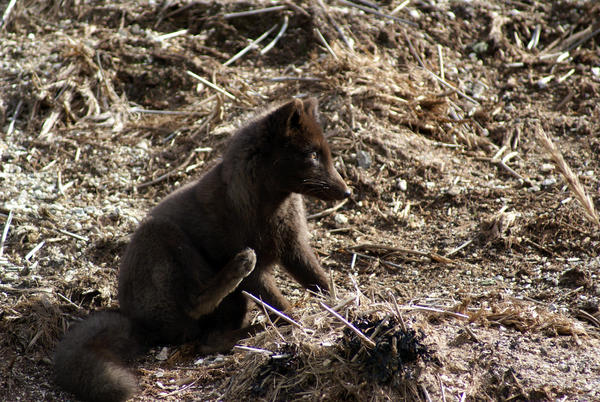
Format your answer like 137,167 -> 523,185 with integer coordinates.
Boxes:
327,167 -> 351,200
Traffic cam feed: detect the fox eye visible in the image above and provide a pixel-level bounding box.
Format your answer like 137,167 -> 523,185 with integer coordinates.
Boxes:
308,151 -> 319,161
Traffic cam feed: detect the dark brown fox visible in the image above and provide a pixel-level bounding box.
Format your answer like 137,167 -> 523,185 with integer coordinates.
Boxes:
54,98 -> 350,402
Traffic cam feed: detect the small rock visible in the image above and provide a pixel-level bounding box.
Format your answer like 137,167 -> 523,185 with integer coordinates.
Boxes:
396,179 -> 407,191
472,41 -> 489,54
447,186 -> 460,196
409,9 -> 420,19
156,347 -> 169,361
334,213 -> 348,225
541,178 -> 556,187
356,150 -> 371,169
540,163 -> 554,173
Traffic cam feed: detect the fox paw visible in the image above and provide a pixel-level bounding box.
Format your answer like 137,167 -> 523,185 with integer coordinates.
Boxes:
233,248 -> 256,277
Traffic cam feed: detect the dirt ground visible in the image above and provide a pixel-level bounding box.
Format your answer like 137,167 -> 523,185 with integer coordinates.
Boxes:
1,0 -> 599,401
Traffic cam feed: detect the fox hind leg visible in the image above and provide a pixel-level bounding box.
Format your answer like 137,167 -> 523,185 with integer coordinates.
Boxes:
187,248 -> 256,319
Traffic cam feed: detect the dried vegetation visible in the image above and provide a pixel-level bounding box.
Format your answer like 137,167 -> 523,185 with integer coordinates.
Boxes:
1,0 -> 600,401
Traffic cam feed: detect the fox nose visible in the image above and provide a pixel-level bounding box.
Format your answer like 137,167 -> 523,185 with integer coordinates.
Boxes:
343,188 -> 352,198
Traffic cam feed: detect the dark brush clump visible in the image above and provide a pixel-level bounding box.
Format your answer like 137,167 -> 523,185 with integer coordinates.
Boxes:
342,316 -> 433,384
251,344 -> 302,397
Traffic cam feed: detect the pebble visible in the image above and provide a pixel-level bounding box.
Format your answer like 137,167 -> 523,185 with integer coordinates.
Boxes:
334,213 -> 348,225
156,347 -> 169,361
540,163 -> 554,173
356,150 -> 371,169
396,179 -> 407,191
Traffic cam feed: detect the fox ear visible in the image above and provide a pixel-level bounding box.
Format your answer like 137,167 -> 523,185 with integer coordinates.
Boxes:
302,97 -> 319,120
269,98 -> 303,135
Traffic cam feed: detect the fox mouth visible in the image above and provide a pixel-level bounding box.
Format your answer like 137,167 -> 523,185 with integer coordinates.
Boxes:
299,179 -> 351,200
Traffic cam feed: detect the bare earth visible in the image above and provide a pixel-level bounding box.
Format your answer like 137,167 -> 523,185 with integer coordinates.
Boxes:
1,1 -> 599,401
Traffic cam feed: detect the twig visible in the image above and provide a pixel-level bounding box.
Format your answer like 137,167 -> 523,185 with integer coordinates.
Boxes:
314,28 -> 338,60
265,76 -> 321,83
387,291 -> 407,332
403,32 -> 480,105
261,16 -> 289,55
233,345 -> 274,355
223,24 -> 278,66
350,251 -> 405,270
337,0 -> 416,26
317,0 -> 353,50
56,228 -> 89,242
25,241 -> 45,261
331,294 -> 358,312
135,151 -> 197,190
307,198 -> 348,220
445,239 -> 473,257
526,24 -> 541,50
186,71 -> 237,100
223,5 -> 286,19
242,291 -> 304,330
7,99 -> 22,136
320,301 -> 376,348
437,44 -> 445,81
128,107 -> 198,115
0,0 -> 17,30
399,304 -> 469,320
0,284 -> 53,294
0,211 -> 13,258
156,29 -> 188,41
577,309 -> 600,328
57,292 -> 84,310
390,0 -> 410,15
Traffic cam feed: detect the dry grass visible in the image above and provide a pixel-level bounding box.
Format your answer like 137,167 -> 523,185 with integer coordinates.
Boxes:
536,125 -> 600,227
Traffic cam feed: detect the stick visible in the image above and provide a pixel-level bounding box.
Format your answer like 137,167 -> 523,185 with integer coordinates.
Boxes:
56,228 -> 89,242
320,301 -> 376,348
135,151 -> 197,190
445,239 -> 473,257
156,29 -> 188,41
25,241 -> 45,261
307,198 -> 348,220
233,345 -> 274,355
0,210 -> 13,258
223,5 -> 286,19
242,291 -> 304,330
265,76 -> 321,83
390,0 -> 410,15
261,16 -> 289,55
186,71 -> 237,100
128,107 -> 198,115
6,99 -> 22,136
437,44 -> 445,81
0,0 -> 17,29
223,24 -> 278,66
402,32 -> 480,105
337,0 -> 416,26
399,304 -> 469,319
317,0 -> 354,50
314,28 -> 338,60
348,243 -> 429,256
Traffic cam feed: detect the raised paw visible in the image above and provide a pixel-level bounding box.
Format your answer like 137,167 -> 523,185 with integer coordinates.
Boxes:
232,247 -> 256,277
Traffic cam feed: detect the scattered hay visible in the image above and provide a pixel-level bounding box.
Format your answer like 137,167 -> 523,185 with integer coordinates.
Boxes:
226,291 -> 435,401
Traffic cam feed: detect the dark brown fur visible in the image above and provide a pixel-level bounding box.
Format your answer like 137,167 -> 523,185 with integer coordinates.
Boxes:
53,98 -> 350,402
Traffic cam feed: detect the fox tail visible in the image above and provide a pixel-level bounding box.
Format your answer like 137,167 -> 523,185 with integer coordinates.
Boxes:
54,311 -> 145,402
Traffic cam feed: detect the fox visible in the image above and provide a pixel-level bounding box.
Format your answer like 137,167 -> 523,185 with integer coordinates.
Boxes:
53,97 -> 350,402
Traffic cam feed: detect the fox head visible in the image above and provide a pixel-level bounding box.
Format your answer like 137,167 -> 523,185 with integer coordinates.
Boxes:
266,98 -> 351,201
